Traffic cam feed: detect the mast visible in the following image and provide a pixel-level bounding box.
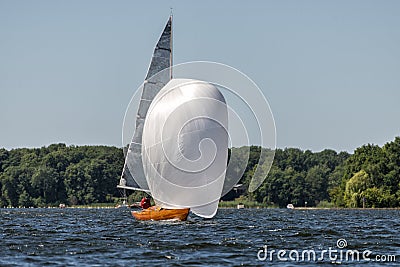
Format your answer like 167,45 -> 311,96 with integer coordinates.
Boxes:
170,11 -> 173,79
118,16 -> 173,192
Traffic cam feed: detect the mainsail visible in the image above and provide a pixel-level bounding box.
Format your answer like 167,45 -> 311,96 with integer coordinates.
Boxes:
118,16 -> 172,192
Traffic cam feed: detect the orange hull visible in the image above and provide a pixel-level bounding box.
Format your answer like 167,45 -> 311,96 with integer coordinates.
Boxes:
132,207 -> 189,221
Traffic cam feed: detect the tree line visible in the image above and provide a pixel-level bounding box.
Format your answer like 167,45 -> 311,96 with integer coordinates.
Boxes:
0,137 -> 399,208
244,137 -> 400,208
0,144 -> 123,207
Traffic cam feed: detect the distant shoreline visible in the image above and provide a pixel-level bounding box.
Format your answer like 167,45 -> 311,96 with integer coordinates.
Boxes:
3,206 -> 399,210
293,207 -> 400,210
219,207 -> 400,210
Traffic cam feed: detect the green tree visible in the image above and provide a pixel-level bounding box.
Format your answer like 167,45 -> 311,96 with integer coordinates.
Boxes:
0,148 -> 9,172
65,162 -> 88,205
1,174 -> 18,207
18,190 -> 33,207
31,166 -> 59,205
344,170 -> 372,207
305,165 -> 330,205
362,187 -> 397,208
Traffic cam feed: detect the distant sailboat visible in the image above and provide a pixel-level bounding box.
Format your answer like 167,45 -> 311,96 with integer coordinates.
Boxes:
118,16 -> 228,221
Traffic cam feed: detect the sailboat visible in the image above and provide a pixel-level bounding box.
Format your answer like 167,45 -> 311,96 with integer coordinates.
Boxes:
118,16 -> 228,221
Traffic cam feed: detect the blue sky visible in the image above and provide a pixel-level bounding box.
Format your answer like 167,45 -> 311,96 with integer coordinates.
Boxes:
1,0 -> 399,152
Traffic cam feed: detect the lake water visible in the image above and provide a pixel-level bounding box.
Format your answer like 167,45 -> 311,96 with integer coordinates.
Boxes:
0,208 -> 399,266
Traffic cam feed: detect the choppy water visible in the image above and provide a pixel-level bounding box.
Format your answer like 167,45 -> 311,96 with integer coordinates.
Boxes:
0,208 -> 399,266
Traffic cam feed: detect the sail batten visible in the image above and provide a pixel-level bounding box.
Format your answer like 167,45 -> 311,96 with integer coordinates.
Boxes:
120,16 -> 172,192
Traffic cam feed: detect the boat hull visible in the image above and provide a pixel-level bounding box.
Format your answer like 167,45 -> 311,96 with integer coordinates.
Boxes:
132,207 -> 190,221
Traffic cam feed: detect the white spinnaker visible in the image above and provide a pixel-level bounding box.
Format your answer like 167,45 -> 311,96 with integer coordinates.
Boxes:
142,79 -> 228,218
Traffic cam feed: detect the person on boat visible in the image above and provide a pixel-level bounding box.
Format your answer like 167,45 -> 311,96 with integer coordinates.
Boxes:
140,196 -> 151,209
